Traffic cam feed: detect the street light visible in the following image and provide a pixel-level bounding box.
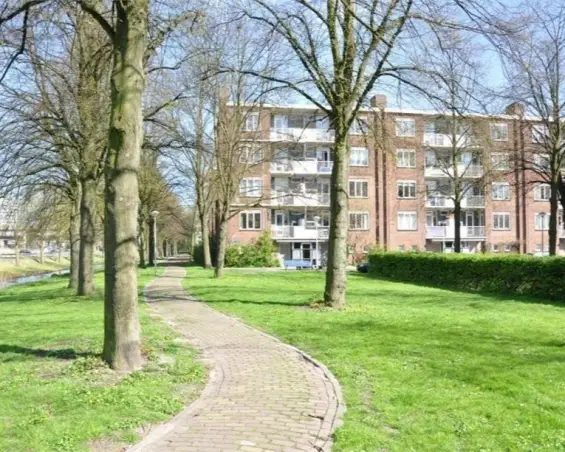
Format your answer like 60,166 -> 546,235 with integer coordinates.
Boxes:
540,212 -> 547,256
313,215 -> 320,269
150,210 -> 159,274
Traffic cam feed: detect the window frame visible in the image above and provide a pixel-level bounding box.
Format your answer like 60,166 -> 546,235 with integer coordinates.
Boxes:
350,116 -> 369,135
534,183 -> 551,201
397,180 -> 417,199
239,177 -> 262,198
350,147 -> 369,167
492,212 -> 511,231
491,152 -> 510,171
396,149 -> 416,168
397,211 -> 418,231
492,182 -> 510,201
243,112 -> 259,131
239,211 -> 262,230
348,179 -> 369,198
349,212 -> 369,230
535,212 -> 550,231
239,146 -> 263,164
490,123 -> 509,141
395,118 -> 416,137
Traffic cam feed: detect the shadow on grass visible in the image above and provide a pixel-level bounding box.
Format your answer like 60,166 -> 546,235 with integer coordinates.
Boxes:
0,344 -> 97,360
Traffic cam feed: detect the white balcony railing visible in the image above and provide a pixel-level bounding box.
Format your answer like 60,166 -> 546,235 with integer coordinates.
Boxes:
270,128 -> 335,142
424,164 -> 483,178
272,225 -> 329,240
425,195 -> 485,208
464,196 -> 485,207
270,160 -> 333,174
426,225 -> 486,239
423,133 -> 474,148
272,191 -> 330,207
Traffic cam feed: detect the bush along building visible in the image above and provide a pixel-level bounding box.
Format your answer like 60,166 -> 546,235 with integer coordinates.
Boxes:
219,96 -> 564,265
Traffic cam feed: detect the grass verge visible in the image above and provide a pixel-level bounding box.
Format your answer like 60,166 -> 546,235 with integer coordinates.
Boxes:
185,267 -> 565,451
0,268 -> 204,451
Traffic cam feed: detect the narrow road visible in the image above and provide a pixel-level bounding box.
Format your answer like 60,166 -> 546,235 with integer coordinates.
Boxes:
131,266 -> 343,452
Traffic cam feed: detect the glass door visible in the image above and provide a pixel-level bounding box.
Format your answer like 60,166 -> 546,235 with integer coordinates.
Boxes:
318,181 -> 330,204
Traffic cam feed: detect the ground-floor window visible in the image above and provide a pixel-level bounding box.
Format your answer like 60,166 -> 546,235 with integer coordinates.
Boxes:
240,211 -> 262,230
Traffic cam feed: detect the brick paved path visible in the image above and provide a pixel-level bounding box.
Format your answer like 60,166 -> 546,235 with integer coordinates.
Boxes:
131,266 -> 344,452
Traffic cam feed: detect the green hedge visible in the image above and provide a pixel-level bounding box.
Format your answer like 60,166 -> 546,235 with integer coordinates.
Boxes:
368,252 -> 565,300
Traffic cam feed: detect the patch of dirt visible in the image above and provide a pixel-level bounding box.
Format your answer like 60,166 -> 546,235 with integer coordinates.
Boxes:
88,436 -> 128,452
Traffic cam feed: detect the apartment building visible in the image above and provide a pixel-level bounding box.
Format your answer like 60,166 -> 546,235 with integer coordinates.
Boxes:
224,97 -> 564,265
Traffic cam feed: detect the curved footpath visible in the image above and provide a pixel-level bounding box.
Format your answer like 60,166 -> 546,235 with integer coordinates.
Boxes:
131,266 -> 344,452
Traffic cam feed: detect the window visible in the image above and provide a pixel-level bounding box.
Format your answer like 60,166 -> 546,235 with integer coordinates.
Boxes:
239,146 -> 263,163
243,112 -> 259,131
396,118 -> 416,137
493,212 -> 510,230
397,211 -> 417,230
534,183 -> 551,201
349,212 -> 369,230
532,124 -> 548,143
504,244 -> 511,252
535,243 -> 550,253
534,153 -> 551,171
350,147 -> 368,166
535,212 -> 549,230
239,178 -> 262,197
349,180 -> 369,198
492,182 -> 510,201
492,244 -> 500,253
396,149 -> 416,168
397,245 -> 405,251
350,116 -> 368,135
490,123 -> 508,141
491,153 -> 510,171
397,181 -> 416,199
239,211 -> 262,230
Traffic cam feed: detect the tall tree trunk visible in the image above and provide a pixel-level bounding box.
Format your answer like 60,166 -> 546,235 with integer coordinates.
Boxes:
78,177 -> 97,295
69,193 -> 81,289
15,237 -> 20,267
200,211 -> 212,268
549,184 -> 558,256
102,0 -> 147,372
215,217 -> 228,278
148,218 -> 155,266
454,201 -> 462,253
323,132 -> 349,308
39,238 -> 45,264
138,219 -> 146,268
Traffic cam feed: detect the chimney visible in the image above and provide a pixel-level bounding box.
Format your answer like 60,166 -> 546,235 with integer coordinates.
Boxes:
370,94 -> 387,109
504,102 -> 524,117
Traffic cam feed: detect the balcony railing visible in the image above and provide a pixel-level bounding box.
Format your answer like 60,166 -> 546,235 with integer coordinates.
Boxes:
272,225 -> 329,240
426,225 -> 486,239
270,160 -> 333,174
426,195 -> 485,208
464,196 -> 485,207
424,164 -> 483,178
272,191 -> 330,207
270,128 -> 335,142
423,133 -> 474,147
426,196 -> 447,207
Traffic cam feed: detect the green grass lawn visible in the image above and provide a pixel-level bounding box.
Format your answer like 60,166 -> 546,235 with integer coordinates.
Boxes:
0,268 -> 204,451
185,268 -> 565,451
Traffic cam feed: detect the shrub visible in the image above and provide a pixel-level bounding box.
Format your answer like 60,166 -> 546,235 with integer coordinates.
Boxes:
368,251 -> 565,301
225,231 -> 279,268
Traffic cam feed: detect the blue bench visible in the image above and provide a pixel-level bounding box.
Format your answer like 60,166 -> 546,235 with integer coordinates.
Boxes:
284,259 -> 313,269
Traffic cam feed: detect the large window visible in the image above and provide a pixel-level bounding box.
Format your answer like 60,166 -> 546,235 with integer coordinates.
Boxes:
349,212 -> 369,230
397,211 -> 417,230
492,182 -> 510,200
350,147 -> 369,166
493,212 -> 510,230
395,118 -> 416,137
533,153 -> 551,171
239,178 -> 262,197
396,149 -> 416,168
239,146 -> 263,163
239,211 -> 262,230
490,123 -> 509,141
397,181 -> 416,199
534,183 -> 551,201
535,212 -> 550,230
350,116 -> 368,135
491,153 -> 510,171
243,112 -> 259,131
349,180 -> 368,198
532,124 -> 548,143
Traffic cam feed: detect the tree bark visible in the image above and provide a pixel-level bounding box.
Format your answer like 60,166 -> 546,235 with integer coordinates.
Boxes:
549,184 -> 558,256
200,211 -> 212,268
323,132 -> 349,308
68,193 -> 81,289
78,177 -> 97,295
102,0 -> 148,372
138,219 -> 146,268
15,237 -> 20,267
454,201 -> 462,253
215,217 -> 228,278
39,238 -> 44,264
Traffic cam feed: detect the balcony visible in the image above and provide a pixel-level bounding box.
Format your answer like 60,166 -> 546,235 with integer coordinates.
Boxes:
272,191 -> 330,207
423,133 -> 474,148
426,225 -> 486,239
270,128 -> 335,143
424,164 -> 483,178
270,160 -> 333,174
272,225 -> 329,240
425,196 -> 485,208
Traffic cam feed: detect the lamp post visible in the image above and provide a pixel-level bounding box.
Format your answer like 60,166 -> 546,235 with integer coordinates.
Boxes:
313,215 -> 320,269
540,212 -> 547,256
150,210 -> 159,274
